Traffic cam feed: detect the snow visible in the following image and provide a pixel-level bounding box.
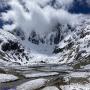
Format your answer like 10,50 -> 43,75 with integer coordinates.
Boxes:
21,39 -> 55,55
23,72 -> 59,78
53,65 -> 72,70
0,30 -> 17,43
16,78 -> 47,90
0,16 -> 90,66
0,74 -> 18,83
83,64 -> 90,69
0,0 -> 90,66
60,83 -> 90,90
69,72 -> 90,78
42,86 -> 59,90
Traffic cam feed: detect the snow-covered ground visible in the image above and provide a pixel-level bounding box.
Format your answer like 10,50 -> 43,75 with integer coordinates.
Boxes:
83,64 -> 90,69
60,83 -> 90,90
0,74 -> 18,83
42,86 -> 59,90
23,72 -> 59,78
69,72 -> 90,78
16,78 -> 47,90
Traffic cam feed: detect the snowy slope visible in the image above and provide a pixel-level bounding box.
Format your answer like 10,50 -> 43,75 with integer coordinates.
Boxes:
0,30 -> 32,66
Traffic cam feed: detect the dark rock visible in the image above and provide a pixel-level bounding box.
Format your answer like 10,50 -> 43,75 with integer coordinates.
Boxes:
66,42 -> 74,50
54,25 -> 61,44
0,39 -> 3,43
28,31 -> 39,45
8,40 -> 19,50
0,68 -> 6,73
1,42 -> 11,51
53,47 -> 64,54
40,61 -> 46,63
12,28 -> 25,40
17,48 -> 24,53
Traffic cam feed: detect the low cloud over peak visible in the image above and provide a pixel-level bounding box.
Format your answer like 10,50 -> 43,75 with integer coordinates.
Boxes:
1,0 -> 89,38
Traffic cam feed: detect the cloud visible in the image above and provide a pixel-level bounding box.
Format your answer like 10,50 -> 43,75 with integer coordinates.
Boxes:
55,0 -> 74,9
2,0 -> 79,37
86,0 -> 90,7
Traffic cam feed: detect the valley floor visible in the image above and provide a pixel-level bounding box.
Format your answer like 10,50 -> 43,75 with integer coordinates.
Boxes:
0,64 -> 90,90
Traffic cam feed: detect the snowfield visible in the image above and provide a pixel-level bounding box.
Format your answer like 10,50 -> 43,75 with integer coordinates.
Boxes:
23,72 -> 59,78
69,72 -> 90,78
42,86 -> 59,90
16,78 -> 47,90
0,73 -> 18,83
60,83 -> 90,90
83,64 -> 90,69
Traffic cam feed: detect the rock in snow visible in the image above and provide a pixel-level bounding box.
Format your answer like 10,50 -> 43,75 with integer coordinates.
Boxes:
16,78 -> 47,90
0,73 -> 18,83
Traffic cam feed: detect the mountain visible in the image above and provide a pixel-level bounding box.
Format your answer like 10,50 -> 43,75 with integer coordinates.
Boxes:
0,30 -> 31,66
12,15 -> 90,69
0,0 -> 90,69
0,15 -> 89,69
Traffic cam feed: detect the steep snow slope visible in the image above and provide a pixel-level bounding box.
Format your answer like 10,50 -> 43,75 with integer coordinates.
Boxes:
53,15 -> 90,67
0,30 -> 31,66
